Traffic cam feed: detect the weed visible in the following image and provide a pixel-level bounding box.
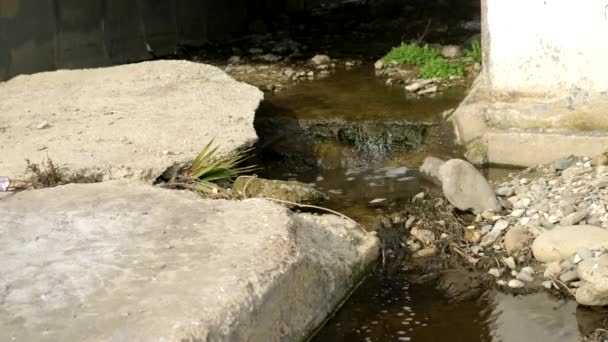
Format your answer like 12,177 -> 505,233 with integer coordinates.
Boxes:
419,58 -> 465,79
464,39 -> 482,64
382,43 -> 440,66
173,139 -> 256,196
25,157 -> 65,188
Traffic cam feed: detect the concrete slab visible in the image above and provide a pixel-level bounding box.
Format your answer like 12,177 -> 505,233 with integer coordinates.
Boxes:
0,60 -> 263,182
0,182 -> 379,341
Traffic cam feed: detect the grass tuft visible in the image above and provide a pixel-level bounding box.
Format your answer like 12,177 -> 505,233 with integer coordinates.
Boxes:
464,39 -> 482,64
419,58 -> 465,79
382,43 -> 440,66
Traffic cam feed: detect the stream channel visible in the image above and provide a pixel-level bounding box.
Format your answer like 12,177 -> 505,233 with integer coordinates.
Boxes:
253,66 -> 608,342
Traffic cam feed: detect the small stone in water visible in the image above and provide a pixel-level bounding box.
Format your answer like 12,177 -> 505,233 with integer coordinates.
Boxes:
369,198 -> 387,204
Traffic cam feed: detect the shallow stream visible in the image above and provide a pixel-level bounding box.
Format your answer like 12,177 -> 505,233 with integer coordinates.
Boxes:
254,66 -> 607,342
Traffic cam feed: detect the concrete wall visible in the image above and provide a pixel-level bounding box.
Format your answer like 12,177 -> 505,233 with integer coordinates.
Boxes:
485,0 -> 608,95
0,0 -> 248,81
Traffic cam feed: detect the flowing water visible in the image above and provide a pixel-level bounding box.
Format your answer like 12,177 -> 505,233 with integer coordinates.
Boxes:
254,65 -> 608,342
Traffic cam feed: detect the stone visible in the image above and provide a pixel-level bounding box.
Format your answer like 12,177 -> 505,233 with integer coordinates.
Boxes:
516,271 -> 534,282
228,56 -> 241,64
283,68 -> 296,79
0,183 -> 379,341
508,279 -> 525,288
480,227 -> 501,247
596,153 -> 608,166
542,281 -> 553,289
418,85 -> 439,95
249,47 -> 264,54
552,158 -> 574,171
405,79 -> 434,92
419,156 -> 445,186
488,268 -> 503,278
504,226 -> 530,255
532,225 -> 608,262
410,227 -> 435,246
441,45 -> 463,59
233,177 -> 326,205
560,210 -> 589,226
438,159 -> 500,214
465,227 -> 482,243
256,53 -> 281,62
0,61 -> 264,183
511,209 -> 525,217
311,54 -> 331,65
496,186 -> 514,197
544,262 -> 562,279
503,256 -> 517,270
405,216 -> 416,229
560,270 -> 580,283
413,246 -> 438,258
494,220 -> 509,231
576,255 -> 608,306
374,59 -> 385,70
521,266 -> 535,275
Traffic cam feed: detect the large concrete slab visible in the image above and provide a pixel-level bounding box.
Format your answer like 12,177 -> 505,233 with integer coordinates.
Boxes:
0,182 -> 379,341
0,60 -> 263,182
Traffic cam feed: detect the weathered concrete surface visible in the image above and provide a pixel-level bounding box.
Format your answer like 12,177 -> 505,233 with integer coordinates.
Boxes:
0,182 -> 379,341
0,60 -> 263,182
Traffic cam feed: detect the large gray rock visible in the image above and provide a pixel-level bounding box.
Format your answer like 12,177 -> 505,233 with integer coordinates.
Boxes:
419,156 -> 445,186
576,255 -> 608,306
532,225 -> 608,263
0,182 -> 378,341
0,60 -> 263,182
438,159 -> 500,213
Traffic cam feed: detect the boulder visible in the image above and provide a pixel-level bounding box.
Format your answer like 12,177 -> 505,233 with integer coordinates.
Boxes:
440,45 -> 463,59
0,60 -> 263,183
311,54 -> 331,65
438,159 -> 501,213
233,176 -> 326,205
532,225 -> 608,263
0,182 -> 378,341
419,156 -> 445,186
576,255 -> 608,306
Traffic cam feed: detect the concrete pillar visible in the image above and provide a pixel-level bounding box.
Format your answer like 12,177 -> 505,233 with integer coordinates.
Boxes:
452,0 -> 608,166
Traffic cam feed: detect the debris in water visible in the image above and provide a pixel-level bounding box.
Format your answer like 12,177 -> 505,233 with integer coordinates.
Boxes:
370,198 -> 387,204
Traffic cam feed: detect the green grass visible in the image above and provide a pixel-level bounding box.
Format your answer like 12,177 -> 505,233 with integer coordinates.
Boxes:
186,139 -> 256,195
419,58 -> 465,79
382,43 -> 440,66
464,39 -> 482,64
382,43 -> 466,79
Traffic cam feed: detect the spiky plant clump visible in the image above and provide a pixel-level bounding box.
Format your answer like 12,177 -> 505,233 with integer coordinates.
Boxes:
186,140 -> 256,195
382,43 -> 441,66
464,39 -> 482,64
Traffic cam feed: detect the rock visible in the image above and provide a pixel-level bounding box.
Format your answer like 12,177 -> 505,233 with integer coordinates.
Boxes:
508,279 -> 525,288
465,227 -> 482,243
311,54 -> 331,65
560,210 -> 589,226
521,266 -> 535,275
410,227 -> 435,246
504,226 -> 530,255
480,227 -> 501,247
542,281 -> 553,289
496,186 -> 514,197
494,220 -> 509,231
0,61 -> 264,183
544,262 -> 562,279
374,59 -> 385,70
595,153 -> 608,166
419,156 -> 445,186
511,208 -> 525,217
0,183 -> 379,341
576,255 -> 608,306
413,246 -> 438,258
405,216 -> 416,229
440,45 -> 462,59
283,68 -> 296,79
516,271 -> 534,282
552,158 -> 574,171
503,256 -> 517,270
233,177 -> 326,205
256,53 -> 281,62
418,85 -> 439,95
577,248 -> 593,261
438,159 -> 501,214
228,56 -> 241,64
488,268 -> 503,278
405,79 -> 434,92
532,225 -> 608,262
560,269 -> 580,283
36,121 -> 51,129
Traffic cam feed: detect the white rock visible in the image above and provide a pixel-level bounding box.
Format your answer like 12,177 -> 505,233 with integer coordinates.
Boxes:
503,256 -> 517,270
532,225 -> 608,262
543,261 -> 561,279
576,255 -> 608,306
374,59 -> 385,70
521,266 -> 535,275
508,279 -> 525,288
542,281 -> 553,289
405,79 -> 434,92
410,227 -> 435,246
516,272 -> 534,282
497,280 -> 507,286
511,209 -> 525,218
311,55 -> 331,65
440,45 -> 462,58
488,268 -> 503,278
504,226 -> 530,255
419,157 -> 445,186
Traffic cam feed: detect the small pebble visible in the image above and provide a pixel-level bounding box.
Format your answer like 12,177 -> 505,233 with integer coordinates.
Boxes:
508,279 -> 525,288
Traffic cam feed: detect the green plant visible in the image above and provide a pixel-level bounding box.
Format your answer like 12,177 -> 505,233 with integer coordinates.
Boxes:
464,39 -> 482,64
382,43 -> 440,66
419,58 -> 465,79
185,140 -> 256,195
